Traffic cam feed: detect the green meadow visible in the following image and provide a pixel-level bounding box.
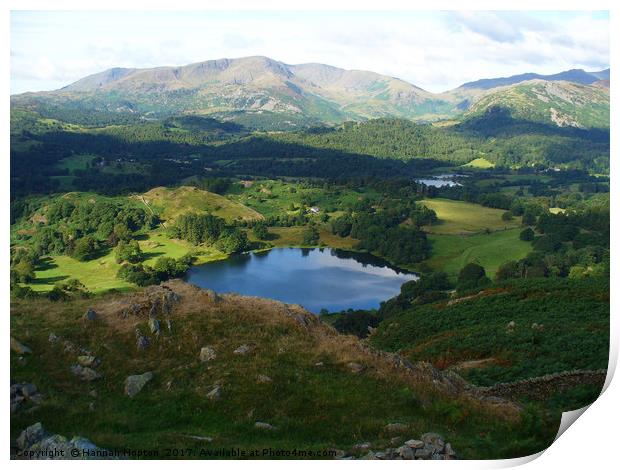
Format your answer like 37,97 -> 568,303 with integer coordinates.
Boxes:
462,157 -> 495,169
420,198 -> 520,235
424,229 -> 533,280
27,231 -> 227,293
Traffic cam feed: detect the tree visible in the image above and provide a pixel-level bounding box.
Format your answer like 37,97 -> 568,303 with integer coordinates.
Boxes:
71,236 -> 97,261
502,211 -> 513,221
458,263 -> 487,284
522,210 -> 537,226
215,229 -> 249,254
197,177 -> 231,194
252,222 -> 269,240
115,240 -> 143,264
331,214 -> 353,237
112,223 -> 132,244
12,258 -> 35,283
496,261 -> 522,281
457,262 -> 491,293
153,256 -> 190,280
520,228 -> 535,241
47,286 -> 69,302
302,226 -> 320,245
11,284 -> 36,299
333,311 -> 380,338
171,213 -> 226,245
117,263 -> 158,286
533,235 -> 561,253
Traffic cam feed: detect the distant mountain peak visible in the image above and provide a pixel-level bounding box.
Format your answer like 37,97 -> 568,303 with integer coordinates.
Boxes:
459,68 -> 606,90
11,56 -> 610,130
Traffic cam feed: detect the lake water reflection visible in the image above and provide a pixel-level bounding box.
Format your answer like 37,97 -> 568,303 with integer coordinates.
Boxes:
185,248 -> 418,313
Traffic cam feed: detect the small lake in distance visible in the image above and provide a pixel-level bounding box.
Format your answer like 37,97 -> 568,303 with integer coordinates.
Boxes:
185,248 -> 418,313
415,174 -> 466,187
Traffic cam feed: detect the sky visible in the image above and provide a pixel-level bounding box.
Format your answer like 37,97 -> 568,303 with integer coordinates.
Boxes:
10,10 -> 610,94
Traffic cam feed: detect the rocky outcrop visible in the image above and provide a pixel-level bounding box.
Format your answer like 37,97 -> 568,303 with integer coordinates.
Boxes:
11,382 -> 44,414
124,372 -> 154,397
199,346 -> 217,362
118,286 -> 181,319
47,333 -> 93,356
346,362 -> 365,374
70,365 -> 103,382
254,422 -> 277,431
233,344 -> 251,355
148,318 -> 160,335
206,385 -> 221,401
77,356 -> 100,368
11,337 -> 32,355
13,423 -> 109,460
257,374 -> 272,384
283,305 -> 321,330
339,432 -> 457,460
135,330 -> 150,350
83,309 -> 97,321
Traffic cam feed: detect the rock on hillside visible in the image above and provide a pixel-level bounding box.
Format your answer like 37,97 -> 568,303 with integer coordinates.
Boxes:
13,422 -> 109,460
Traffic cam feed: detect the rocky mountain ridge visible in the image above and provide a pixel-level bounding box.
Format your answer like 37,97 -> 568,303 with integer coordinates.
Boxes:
10,56 -> 610,129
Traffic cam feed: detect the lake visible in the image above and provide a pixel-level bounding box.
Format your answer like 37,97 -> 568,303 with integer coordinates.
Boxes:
415,174 -> 466,187
185,248 -> 418,313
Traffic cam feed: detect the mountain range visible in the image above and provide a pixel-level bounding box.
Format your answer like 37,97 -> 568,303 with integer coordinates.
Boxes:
10,56 -> 610,129
458,68 -> 609,90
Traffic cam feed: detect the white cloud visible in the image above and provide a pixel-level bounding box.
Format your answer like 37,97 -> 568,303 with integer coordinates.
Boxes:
10,10 -> 609,94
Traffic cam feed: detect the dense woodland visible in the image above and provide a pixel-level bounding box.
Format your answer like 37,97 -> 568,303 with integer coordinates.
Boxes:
10,105 -> 609,198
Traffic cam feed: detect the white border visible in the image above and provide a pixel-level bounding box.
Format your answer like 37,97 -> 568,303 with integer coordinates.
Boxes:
2,1 -> 617,468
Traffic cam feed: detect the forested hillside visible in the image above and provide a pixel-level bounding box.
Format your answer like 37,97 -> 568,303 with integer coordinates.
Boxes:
10,109 -> 610,201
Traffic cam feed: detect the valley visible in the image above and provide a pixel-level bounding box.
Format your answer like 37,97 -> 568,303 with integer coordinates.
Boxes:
10,54 -> 610,460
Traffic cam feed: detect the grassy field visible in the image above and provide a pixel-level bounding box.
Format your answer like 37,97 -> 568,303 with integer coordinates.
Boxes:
139,186 -> 263,224
462,157 -> 494,169
30,253 -> 134,293
424,229 -> 532,279
227,179 -> 379,219
27,231 -> 227,293
420,199 -> 521,235
10,281 -> 557,459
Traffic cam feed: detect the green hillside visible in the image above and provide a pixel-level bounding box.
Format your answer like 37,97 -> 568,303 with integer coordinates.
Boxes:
466,80 -> 609,129
11,281 -> 558,459
369,277 -> 609,387
138,186 -> 263,224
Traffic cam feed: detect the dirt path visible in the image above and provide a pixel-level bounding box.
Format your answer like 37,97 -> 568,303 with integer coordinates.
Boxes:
139,196 -> 167,229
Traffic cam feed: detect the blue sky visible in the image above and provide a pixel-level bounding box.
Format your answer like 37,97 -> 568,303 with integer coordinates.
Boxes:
10,10 -> 609,94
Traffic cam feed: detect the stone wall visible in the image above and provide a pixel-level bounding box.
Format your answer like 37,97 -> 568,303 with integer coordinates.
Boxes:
476,369 -> 607,401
